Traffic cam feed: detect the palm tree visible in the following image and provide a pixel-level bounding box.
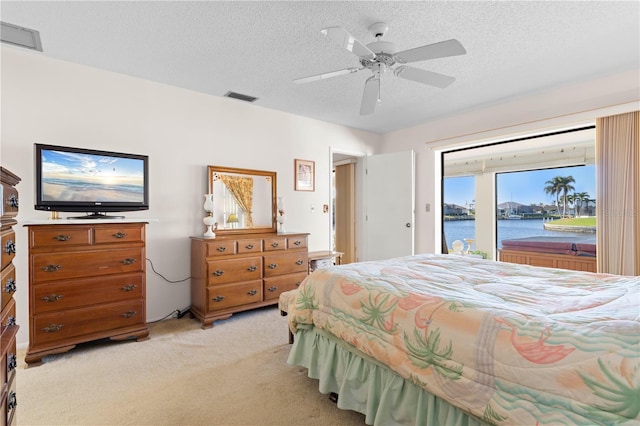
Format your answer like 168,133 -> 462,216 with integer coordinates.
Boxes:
574,192 -> 589,217
566,194 -> 575,217
557,176 -> 576,217
544,176 -> 575,217
544,177 -> 563,211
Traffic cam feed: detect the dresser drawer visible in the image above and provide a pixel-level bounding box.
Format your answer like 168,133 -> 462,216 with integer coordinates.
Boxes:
263,236 -> 286,251
287,235 -> 308,250
1,229 -> 16,271
31,248 -> 145,283
93,224 -> 144,244
263,272 -> 308,301
0,298 -> 16,335
237,238 -> 263,254
2,333 -> 17,388
31,300 -> 145,346
205,240 -> 237,257
31,273 -> 144,315
29,226 -> 91,249
1,182 -> 18,220
207,281 -> 262,311
1,325 -> 18,390
1,264 -> 16,313
263,252 -> 308,277
207,257 -> 262,286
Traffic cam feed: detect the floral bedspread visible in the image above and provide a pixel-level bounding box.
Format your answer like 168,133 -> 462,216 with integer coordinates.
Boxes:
288,254 -> 640,425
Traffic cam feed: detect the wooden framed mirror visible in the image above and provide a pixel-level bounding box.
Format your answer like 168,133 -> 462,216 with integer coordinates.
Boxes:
207,165 -> 277,234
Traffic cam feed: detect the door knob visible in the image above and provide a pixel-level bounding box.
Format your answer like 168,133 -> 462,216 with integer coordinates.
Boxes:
406,223 -> 411,228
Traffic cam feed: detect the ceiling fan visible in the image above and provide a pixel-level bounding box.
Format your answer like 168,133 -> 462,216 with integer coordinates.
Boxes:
294,22 -> 466,115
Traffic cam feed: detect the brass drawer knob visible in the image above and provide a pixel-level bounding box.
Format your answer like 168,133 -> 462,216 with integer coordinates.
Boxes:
213,295 -> 225,302
216,246 -> 226,252
122,311 -> 138,318
54,235 -> 72,241
213,270 -> 224,276
268,286 -> 278,292
293,240 -> 301,246
245,244 -> 254,249
268,263 -> 277,269
112,232 -> 128,239
121,284 -> 138,292
295,259 -> 304,265
247,266 -> 257,272
42,264 -> 62,272
247,289 -> 258,296
42,294 -> 64,302
4,278 -> 16,294
42,324 -> 64,333
121,258 -> 137,265
271,242 -> 279,247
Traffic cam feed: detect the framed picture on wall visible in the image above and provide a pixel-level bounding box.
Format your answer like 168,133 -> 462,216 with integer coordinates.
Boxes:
294,159 -> 315,191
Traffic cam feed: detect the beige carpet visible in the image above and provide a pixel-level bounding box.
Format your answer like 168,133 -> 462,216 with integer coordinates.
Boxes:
16,306 -> 365,425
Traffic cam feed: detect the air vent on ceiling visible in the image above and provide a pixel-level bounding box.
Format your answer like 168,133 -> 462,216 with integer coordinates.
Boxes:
1,21 -> 43,51
224,91 -> 258,103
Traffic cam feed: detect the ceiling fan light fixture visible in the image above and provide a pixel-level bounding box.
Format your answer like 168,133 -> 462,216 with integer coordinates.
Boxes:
295,23 -> 466,115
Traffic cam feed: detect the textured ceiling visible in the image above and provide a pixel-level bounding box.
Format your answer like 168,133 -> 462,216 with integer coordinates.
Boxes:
2,1 -> 639,134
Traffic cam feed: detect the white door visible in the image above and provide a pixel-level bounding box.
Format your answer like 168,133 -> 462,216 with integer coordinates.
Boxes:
363,150 -> 415,261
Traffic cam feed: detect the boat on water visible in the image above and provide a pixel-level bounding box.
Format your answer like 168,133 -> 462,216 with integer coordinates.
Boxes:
506,214 -> 522,219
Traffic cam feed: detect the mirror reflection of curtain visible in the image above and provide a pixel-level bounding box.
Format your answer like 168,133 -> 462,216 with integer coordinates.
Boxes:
220,175 -> 254,227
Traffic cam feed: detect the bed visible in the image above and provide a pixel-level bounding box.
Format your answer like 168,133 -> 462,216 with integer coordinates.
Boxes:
286,254 -> 639,425
499,236 -> 597,272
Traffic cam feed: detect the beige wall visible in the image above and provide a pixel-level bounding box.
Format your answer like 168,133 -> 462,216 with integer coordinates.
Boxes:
1,46 -> 377,347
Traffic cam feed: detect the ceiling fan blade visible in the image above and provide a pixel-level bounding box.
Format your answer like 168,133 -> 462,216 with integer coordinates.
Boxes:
395,65 -> 456,88
321,27 -> 376,60
395,39 -> 466,63
294,67 -> 361,84
360,76 -> 379,115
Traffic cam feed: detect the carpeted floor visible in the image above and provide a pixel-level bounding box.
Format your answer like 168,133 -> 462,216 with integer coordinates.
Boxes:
16,306 -> 366,425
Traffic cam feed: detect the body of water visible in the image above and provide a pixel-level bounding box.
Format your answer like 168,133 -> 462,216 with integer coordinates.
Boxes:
444,219 -> 596,251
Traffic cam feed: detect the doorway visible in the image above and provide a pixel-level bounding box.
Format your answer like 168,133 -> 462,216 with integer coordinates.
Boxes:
333,153 -> 358,264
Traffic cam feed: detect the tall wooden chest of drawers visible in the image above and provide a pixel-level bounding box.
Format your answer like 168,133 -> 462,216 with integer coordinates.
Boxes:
1,167 -> 20,426
25,221 -> 149,364
191,232 -> 309,328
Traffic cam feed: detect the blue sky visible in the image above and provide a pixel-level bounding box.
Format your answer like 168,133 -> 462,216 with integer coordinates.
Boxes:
42,148 -> 144,184
444,165 -> 596,207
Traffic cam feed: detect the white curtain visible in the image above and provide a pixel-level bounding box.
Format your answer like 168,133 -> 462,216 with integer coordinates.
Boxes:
595,111 -> 639,275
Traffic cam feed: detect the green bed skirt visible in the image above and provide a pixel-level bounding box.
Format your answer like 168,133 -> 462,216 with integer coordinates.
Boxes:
287,326 -> 488,426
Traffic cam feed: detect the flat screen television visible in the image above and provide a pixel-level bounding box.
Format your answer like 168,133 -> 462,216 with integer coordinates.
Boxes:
35,143 -> 149,219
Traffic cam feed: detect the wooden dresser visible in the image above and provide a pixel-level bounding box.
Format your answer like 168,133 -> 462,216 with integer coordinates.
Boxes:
191,232 -> 309,328
24,221 -> 149,364
1,167 -> 20,426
